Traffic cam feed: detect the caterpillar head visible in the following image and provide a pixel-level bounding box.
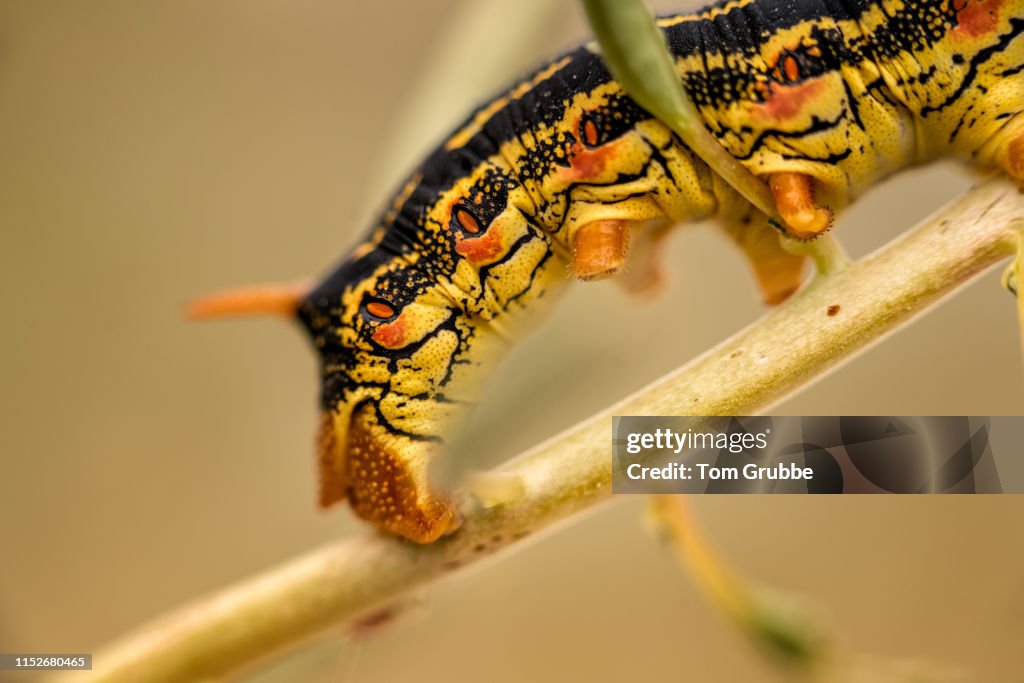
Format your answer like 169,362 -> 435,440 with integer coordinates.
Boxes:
187,256 -> 504,544
296,250 -> 511,543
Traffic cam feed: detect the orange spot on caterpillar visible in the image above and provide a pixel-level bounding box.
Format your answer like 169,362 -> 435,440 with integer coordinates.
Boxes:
365,301 -> 395,319
371,314 -> 409,348
455,226 -> 504,264
551,113 -> 621,182
563,119 -> 619,180
581,116 -> 600,147
952,0 -> 1003,39
783,55 -> 800,82
454,206 -> 480,234
750,79 -> 825,122
571,146 -> 614,177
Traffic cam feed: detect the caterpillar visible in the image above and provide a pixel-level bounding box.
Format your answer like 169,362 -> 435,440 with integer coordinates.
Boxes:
190,0 -> 1024,543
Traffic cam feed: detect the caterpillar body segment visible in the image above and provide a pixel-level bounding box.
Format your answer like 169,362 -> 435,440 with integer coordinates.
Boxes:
194,0 -> 1024,543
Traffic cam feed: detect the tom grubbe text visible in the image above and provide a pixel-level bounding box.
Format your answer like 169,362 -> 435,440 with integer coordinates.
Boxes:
613,416 -> 1015,494
623,427 -> 814,481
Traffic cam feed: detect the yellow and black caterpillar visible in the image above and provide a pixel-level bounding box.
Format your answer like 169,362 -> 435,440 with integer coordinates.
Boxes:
191,0 -> 1024,542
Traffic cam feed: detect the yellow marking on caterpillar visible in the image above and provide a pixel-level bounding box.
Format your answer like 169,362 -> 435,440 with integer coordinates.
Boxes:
194,0 -> 1024,543
381,172 -> 423,232
656,0 -> 760,27
444,55 -> 574,151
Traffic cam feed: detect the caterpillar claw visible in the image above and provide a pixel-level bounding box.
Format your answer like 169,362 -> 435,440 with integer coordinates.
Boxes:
769,173 -> 834,240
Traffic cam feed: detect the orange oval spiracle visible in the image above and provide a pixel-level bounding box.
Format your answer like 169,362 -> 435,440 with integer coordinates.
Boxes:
783,55 -> 800,82
365,301 -> 396,319
581,116 -> 600,147
455,206 -> 481,234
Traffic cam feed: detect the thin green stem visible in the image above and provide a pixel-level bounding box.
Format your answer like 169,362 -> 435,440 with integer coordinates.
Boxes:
784,233 -> 851,276
648,496 -> 824,665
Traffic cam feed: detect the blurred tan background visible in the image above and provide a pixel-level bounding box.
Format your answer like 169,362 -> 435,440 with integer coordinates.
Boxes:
1,1 -> 1023,681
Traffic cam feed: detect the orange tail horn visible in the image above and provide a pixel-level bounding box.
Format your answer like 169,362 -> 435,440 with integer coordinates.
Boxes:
185,278 -> 314,320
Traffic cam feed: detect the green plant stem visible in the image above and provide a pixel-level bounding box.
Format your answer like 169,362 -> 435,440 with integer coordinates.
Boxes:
58,178 -> 1023,683
783,232 -> 851,276
648,496 -> 823,665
